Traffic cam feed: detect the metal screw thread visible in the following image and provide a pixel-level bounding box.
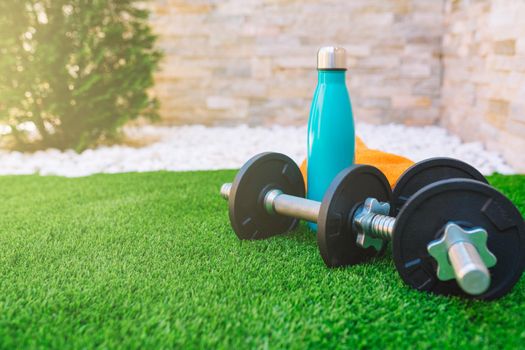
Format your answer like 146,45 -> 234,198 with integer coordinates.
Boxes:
366,214 -> 396,241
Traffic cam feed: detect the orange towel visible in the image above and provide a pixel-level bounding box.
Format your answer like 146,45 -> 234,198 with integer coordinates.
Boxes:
300,137 -> 414,188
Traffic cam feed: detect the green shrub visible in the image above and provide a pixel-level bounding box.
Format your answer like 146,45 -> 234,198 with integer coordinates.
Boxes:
0,0 -> 162,151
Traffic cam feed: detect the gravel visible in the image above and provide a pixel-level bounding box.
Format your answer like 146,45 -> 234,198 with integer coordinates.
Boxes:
0,123 -> 514,177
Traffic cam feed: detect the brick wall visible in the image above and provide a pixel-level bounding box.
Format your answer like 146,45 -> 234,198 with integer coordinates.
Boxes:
441,0 -> 525,171
148,0 -> 443,126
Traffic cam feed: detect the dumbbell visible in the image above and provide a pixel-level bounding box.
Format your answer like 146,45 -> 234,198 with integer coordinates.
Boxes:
221,152 -> 525,299
220,152 -> 390,265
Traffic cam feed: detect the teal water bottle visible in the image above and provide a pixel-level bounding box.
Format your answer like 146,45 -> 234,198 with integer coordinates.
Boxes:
307,46 -> 355,231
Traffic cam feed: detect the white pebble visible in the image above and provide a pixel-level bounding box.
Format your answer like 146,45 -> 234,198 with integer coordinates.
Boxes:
0,123 -> 514,177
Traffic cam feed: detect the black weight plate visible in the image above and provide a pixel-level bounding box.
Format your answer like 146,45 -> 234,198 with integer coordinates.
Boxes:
228,152 -> 305,240
392,157 -> 487,215
393,179 -> 525,300
317,164 -> 392,267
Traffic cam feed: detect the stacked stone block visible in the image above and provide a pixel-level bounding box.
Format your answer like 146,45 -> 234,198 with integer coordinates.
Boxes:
441,0 -> 525,171
148,0 -> 443,126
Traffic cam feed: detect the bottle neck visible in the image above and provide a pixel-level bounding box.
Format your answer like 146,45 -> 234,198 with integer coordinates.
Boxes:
317,69 -> 346,84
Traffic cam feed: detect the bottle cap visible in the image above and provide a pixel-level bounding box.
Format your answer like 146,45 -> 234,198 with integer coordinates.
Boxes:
317,46 -> 346,70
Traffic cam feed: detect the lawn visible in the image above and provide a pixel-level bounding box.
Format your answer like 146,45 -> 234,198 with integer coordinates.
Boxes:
0,171 -> 523,349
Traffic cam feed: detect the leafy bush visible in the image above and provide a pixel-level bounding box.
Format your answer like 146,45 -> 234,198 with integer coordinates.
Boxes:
0,0 -> 162,151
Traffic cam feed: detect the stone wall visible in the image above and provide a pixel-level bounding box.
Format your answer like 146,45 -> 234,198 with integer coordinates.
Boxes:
148,0 -> 444,126
148,0 -> 525,171
441,0 -> 525,171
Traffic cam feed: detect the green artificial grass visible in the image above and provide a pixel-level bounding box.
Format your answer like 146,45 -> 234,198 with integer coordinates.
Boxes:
0,171 -> 523,349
